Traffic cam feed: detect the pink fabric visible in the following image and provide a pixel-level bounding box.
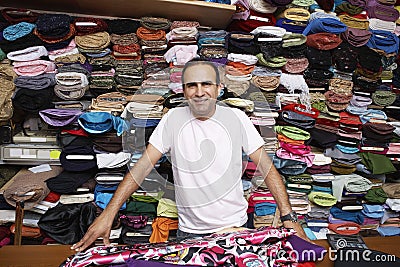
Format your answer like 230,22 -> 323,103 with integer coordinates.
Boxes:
170,71 -> 182,83
387,143 -> 400,154
48,39 -> 77,57
276,148 -> 315,167
279,141 -> 311,155
163,45 -> 198,65
13,60 -> 56,76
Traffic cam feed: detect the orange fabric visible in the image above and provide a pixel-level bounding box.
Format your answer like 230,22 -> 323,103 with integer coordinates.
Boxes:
149,217 -> 178,243
136,27 -> 166,41
277,134 -> 305,145
10,224 -> 42,238
225,61 -> 255,75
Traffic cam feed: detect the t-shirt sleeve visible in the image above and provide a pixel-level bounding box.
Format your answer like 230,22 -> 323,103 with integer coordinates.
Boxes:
148,110 -> 172,154
236,109 -> 265,155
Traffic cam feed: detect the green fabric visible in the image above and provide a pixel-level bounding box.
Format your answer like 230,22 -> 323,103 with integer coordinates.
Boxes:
331,159 -> 356,175
256,54 -> 287,68
285,182 -> 312,194
157,198 -> 178,218
282,33 -> 307,47
364,187 -> 388,204
359,152 -> 397,175
0,49 -> 5,61
131,192 -> 164,203
308,191 -> 337,207
286,173 -> 313,184
274,126 -> 311,140
125,200 -> 157,217
335,2 -> 363,15
311,100 -> 326,112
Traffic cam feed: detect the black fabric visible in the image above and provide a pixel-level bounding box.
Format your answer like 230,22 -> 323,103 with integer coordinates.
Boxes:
35,13 -> 73,38
12,87 -> 54,114
282,43 -> 307,59
0,32 -> 44,54
306,46 -> 332,69
333,42 -> 359,73
228,32 -> 259,55
278,110 -> 316,129
59,145 -> 97,171
308,128 -> 338,148
357,46 -> 383,73
46,168 -> 98,194
38,202 -> 97,245
106,19 -> 141,34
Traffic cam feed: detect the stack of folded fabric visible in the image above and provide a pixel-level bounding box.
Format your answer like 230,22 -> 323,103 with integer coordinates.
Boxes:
247,187 -> 278,229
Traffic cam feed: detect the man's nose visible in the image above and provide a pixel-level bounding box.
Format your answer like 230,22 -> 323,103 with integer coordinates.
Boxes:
194,84 -> 205,96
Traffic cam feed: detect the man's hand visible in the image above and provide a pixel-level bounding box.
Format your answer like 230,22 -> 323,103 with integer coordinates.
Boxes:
283,221 -> 312,243
71,213 -> 113,252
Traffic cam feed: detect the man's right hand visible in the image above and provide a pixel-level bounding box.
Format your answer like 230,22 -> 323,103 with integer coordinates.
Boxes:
71,213 -> 113,252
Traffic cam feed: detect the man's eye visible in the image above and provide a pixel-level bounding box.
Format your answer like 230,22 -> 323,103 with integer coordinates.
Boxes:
186,83 -> 197,89
201,82 -> 214,87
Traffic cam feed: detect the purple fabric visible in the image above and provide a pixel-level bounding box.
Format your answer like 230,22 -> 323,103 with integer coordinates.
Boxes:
39,108 -> 83,127
367,0 -> 400,22
287,235 -> 325,262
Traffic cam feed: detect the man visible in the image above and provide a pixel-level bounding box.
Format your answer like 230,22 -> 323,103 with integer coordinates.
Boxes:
72,60 -> 307,252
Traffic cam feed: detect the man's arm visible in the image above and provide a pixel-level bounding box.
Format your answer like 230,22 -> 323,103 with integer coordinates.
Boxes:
248,147 -> 309,240
71,144 -> 163,252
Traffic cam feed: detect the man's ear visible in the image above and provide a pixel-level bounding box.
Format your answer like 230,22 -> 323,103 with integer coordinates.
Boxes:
217,83 -> 224,95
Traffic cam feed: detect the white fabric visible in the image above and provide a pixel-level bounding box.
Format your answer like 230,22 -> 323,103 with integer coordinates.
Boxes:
163,45 -> 198,65
55,72 -> 89,87
96,152 -> 131,169
7,46 -> 48,62
227,53 -> 258,65
386,198 -> 400,211
149,105 -> 264,234
250,26 -> 286,37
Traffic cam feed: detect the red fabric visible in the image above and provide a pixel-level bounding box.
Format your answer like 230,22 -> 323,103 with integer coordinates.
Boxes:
61,128 -> 89,137
43,191 -> 61,203
339,111 -> 362,126
297,262 -> 316,267
282,104 -> 320,119
227,10 -> 276,33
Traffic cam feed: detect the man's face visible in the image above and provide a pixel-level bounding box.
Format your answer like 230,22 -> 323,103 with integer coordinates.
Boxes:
182,64 -> 222,120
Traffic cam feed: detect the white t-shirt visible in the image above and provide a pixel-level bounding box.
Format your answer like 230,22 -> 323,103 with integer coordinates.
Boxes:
149,104 -> 264,233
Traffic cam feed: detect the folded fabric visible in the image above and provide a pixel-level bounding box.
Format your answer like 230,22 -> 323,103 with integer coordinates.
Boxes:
96,152 -> 131,169
366,30 -> 399,54
13,60 -> 56,76
302,17 -> 347,35
272,155 -> 308,175
385,198 -> 400,211
382,183 -> 400,199
2,22 -> 36,41
7,45 -> 48,61
78,112 -> 128,136
362,204 -> 385,218
254,202 -> 277,216
39,109 -> 83,127
308,191 -> 337,206
328,222 -> 361,235
359,152 -> 396,175
274,126 -> 310,140
330,206 -> 364,224
306,32 -> 342,50
279,110 -> 316,129
364,187 -> 388,204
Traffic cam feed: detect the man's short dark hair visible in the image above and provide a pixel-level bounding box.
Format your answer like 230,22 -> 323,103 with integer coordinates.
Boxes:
181,59 -> 221,85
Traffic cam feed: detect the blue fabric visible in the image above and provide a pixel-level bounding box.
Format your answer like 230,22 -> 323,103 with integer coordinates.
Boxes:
86,48 -> 111,58
377,226 -> 400,236
362,204 -> 384,219
275,18 -> 306,34
312,186 -> 333,194
330,206 -> 364,224
335,144 -> 359,154
302,18 -> 347,35
129,118 -> 160,127
360,109 -> 387,124
272,155 -> 308,175
2,22 -> 36,41
78,112 -> 128,136
254,202 -> 277,216
303,227 -> 317,240
367,30 -> 399,54
94,184 -> 126,210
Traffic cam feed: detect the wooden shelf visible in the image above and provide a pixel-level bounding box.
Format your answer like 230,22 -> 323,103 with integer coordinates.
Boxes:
0,0 -> 236,29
